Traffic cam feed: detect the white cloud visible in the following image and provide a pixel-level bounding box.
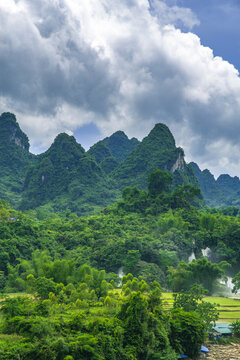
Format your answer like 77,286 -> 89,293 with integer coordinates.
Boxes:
0,0 -> 240,177
149,0 -> 200,30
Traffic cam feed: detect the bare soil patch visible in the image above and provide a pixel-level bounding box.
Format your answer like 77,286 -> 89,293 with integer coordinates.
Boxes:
206,343 -> 240,360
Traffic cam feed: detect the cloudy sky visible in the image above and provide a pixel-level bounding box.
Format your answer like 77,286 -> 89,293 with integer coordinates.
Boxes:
1,0 -> 240,178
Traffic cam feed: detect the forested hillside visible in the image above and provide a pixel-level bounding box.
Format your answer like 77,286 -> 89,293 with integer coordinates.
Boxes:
1,174 -> 238,359
0,113 -> 35,207
111,124 -> 198,190
191,162 -> 240,208
1,173 -> 238,294
20,133 -> 119,214
2,111 -> 240,214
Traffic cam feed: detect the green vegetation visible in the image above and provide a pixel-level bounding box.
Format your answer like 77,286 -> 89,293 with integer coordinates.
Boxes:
112,124 -> 199,190
101,130 -> 139,163
0,175 -> 235,359
20,133 -> 120,215
0,261 -> 215,359
2,111 -> 240,215
0,113 -> 35,207
3,112 -> 240,358
163,294 -> 240,323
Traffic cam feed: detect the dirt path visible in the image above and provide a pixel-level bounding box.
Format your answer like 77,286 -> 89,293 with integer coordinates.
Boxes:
206,343 -> 240,360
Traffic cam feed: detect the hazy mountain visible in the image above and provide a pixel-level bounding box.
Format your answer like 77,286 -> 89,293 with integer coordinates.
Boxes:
190,162 -> 240,208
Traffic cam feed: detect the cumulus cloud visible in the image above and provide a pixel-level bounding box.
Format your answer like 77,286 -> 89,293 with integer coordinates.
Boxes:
1,0 -> 240,177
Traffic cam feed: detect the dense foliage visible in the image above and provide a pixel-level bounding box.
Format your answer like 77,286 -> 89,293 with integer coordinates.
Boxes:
1,172 -> 240,358
20,133 -> 120,215
0,256 -> 216,360
2,176 -> 240,295
2,112 -> 240,358
111,124 -> 198,190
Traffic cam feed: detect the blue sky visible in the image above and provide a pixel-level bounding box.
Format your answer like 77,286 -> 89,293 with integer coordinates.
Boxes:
178,0 -> 240,71
1,0 -> 240,177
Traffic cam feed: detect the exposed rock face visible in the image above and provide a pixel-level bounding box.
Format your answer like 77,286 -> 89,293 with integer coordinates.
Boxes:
0,112 -> 30,151
171,151 -> 185,173
9,128 -> 28,150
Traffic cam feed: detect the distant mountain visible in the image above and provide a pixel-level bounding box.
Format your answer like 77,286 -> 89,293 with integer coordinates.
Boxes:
189,162 -> 224,207
190,162 -> 240,208
3,111 -> 240,213
20,123 -> 201,213
21,133 -> 118,214
0,112 -> 35,206
88,141 -> 113,163
217,174 -> 240,195
112,123 -> 199,190
88,131 -> 140,174
87,141 -> 118,174
102,131 -> 140,162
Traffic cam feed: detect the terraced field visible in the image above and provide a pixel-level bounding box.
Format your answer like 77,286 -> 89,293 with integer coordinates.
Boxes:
162,293 -> 240,323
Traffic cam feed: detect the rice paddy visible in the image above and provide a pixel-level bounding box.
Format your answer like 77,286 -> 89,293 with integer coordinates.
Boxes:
162,293 -> 240,323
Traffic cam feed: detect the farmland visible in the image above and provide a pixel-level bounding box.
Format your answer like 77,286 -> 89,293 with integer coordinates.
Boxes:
162,293 -> 240,323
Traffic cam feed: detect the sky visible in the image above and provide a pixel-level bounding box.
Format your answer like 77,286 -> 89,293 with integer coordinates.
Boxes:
1,0 -> 240,178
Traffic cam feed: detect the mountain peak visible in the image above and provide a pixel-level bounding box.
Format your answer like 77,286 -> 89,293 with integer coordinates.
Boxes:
0,112 -> 30,151
217,174 -> 240,193
112,122 -> 198,190
110,130 -> 128,139
146,123 -> 176,149
48,132 -> 85,154
103,130 -> 140,162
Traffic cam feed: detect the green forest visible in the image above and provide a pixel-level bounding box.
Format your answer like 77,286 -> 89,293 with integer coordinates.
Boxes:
2,113 -> 240,359
1,169 -> 240,359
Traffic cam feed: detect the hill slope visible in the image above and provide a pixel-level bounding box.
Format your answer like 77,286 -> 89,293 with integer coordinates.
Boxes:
102,130 -> 140,162
21,133 -> 118,214
190,162 -> 240,208
0,112 -> 35,206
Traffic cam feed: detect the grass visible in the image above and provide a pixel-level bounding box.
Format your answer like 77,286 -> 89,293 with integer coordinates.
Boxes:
162,293 -> 240,323
3,291 -> 240,323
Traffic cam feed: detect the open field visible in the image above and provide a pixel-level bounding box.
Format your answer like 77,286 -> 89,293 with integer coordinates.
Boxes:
162,293 -> 240,323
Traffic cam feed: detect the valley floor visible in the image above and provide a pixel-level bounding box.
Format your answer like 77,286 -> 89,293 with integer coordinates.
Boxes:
206,343 -> 240,360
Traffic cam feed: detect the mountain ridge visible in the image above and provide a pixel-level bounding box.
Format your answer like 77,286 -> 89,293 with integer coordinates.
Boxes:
1,111 -> 240,213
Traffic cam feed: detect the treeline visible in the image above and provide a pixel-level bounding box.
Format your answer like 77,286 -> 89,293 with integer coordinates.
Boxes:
2,169 -> 240,294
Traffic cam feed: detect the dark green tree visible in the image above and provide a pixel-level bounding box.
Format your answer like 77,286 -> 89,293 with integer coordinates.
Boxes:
169,309 -> 205,359
148,170 -> 173,197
